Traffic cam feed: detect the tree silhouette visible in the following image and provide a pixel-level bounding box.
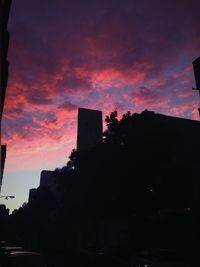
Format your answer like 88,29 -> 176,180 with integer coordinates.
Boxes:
7,110 -> 200,251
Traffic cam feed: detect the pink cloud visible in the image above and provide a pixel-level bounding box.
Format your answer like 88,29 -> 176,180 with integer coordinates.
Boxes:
2,0 -> 200,176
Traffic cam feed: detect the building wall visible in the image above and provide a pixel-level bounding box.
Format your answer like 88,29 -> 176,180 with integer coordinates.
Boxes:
1,0 -> 12,118
28,188 -> 37,203
39,170 -> 61,202
40,170 -> 56,190
193,56 -> 200,90
0,0 -> 12,192
192,56 -> 200,116
77,108 -> 102,151
0,144 -> 6,192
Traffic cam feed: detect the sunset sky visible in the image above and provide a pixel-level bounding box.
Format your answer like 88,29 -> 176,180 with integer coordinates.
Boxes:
1,0 -> 200,212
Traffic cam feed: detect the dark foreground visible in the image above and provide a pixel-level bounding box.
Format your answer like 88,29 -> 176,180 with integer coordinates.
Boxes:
0,241 -> 200,267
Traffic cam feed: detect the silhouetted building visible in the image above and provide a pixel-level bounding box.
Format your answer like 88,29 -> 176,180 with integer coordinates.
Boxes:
0,0 -> 12,119
77,108 -> 102,151
78,110 -> 200,248
192,56 -> 200,116
0,204 -> 9,217
39,170 -> 62,205
28,188 -> 37,203
193,57 -> 200,91
40,170 -> 56,190
124,110 -> 200,211
1,0 -> 12,193
0,144 -> 6,192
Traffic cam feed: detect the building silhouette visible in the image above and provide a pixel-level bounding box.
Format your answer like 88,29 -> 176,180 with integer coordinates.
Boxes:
28,188 -> 37,203
0,0 -> 12,192
0,204 -> 9,217
37,108 -> 102,202
193,56 -> 200,91
17,108 -> 200,251
77,107 -> 102,151
0,144 -> 6,192
0,0 -> 12,119
40,170 -> 56,191
192,56 -> 200,116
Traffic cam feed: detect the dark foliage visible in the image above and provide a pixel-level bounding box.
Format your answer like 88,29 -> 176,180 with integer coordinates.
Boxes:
5,110 -> 200,253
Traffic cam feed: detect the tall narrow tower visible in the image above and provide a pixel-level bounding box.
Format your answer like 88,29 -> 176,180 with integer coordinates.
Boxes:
77,108 -> 102,151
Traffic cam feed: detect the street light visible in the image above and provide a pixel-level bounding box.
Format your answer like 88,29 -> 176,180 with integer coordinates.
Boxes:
0,195 -> 15,200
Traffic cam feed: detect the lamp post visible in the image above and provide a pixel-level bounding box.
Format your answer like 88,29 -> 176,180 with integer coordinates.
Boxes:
0,195 -> 15,200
